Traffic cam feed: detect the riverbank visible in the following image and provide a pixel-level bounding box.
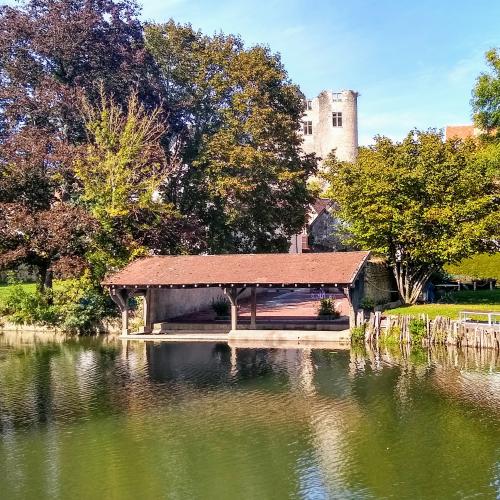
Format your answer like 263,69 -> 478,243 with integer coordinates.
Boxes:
384,288 -> 500,319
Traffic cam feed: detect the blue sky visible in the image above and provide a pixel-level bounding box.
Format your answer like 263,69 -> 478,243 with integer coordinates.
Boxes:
140,0 -> 500,145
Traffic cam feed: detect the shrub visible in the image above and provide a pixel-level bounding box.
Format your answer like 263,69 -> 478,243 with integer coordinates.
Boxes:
360,297 -> 375,310
0,273 -> 116,334
212,297 -> 230,318
0,285 -> 59,325
350,324 -> 366,343
317,298 -> 339,317
381,326 -> 401,345
409,319 -> 427,344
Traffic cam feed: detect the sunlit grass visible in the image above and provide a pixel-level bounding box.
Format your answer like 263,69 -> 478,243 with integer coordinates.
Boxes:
385,288 -> 500,319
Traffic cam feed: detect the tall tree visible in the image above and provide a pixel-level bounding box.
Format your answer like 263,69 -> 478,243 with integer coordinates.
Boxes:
0,0 -> 161,142
0,202 -> 96,291
0,126 -> 95,290
145,21 -> 317,253
74,92 -> 199,279
324,130 -> 499,304
0,0 -> 163,285
472,48 -> 500,138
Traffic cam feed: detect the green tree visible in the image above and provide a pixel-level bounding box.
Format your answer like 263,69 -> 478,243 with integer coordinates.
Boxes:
145,21 -> 317,253
324,130 -> 499,304
472,48 -> 500,138
74,92 -> 195,279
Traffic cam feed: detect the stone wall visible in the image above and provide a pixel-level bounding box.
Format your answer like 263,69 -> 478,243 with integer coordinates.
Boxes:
309,210 -> 349,251
363,260 -> 396,305
148,287 -> 256,323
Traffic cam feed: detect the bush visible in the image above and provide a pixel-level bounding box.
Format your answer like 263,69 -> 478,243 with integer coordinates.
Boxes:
212,297 -> 230,318
409,319 -> 427,344
360,297 -> 375,310
317,298 -> 340,317
350,324 -> 366,343
0,285 -> 58,325
0,273 -> 116,334
381,326 -> 401,345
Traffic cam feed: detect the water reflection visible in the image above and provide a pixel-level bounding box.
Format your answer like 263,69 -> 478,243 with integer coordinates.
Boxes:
0,334 -> 498,499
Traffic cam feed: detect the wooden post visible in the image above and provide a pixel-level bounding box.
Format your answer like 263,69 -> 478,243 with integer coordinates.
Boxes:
110,288 -> 130,335
142,288 -> 153,333
473,281 -> 477,291
224,287 -> 239,331
344,286 -> 356,329
490,280 -> 494,291
122,307 -> 129,336
250,287 -> 257,329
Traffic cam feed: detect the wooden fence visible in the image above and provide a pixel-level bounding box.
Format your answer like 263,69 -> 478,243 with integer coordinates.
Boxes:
362,312 -> 500,350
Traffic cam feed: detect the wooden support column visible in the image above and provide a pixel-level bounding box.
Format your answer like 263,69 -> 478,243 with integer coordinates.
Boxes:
109,288 -> 130,335
142,288 -> 153,334
224,287 -> 239,331
344,286 -> 356,329
250,287 -> 257,329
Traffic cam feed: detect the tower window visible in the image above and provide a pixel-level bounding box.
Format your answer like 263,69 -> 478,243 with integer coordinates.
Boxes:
303,121 -> 313,135
332,112 -> 342,127
306,99 -> 312,110
332,93 -> 342,101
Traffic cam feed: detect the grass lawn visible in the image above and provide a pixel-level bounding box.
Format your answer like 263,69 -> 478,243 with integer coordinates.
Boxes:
0,282 -> 37,302
385,288 -> 500,319
0,282 -> 67,305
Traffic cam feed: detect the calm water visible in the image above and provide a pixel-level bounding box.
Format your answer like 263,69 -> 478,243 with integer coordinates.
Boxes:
0,335 -> 498,500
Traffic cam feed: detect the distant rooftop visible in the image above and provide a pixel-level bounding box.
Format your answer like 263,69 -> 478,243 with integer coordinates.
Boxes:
445,125 -> 478,140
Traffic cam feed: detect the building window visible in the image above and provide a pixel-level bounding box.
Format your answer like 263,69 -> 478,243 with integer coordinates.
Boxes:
332,112 -> 342,127
303,121 -> 313,135
332,93 -> 342,101
306,99 -> 312,110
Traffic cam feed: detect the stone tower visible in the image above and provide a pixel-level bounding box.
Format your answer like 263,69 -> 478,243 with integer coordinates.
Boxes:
301,89 -> 359,164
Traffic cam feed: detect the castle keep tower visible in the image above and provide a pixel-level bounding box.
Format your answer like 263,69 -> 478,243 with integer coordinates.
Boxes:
301,90 -> 359,164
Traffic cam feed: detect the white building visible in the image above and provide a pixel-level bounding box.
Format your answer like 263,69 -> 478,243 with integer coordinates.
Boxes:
301,89 -> 359,164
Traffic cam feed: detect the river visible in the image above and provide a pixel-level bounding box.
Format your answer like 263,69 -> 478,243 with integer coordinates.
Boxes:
0,334 -> 498,499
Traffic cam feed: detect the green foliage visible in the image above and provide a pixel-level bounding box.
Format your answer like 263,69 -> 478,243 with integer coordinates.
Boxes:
0,285 -> 58,325
317,298 -> 339,317
75,91 -> 184,278
0,274 -> 116,334
350,324 -> 366,343
472,48 -> 500,136
445,252 -> 500,281
324,130 -> 499,305
382,326 -> 401,345
408,319 -> 427,344
360,297 -> 375,310
145,21 -> 317,253
211,297 -> 230,318
54,275 -> 117,334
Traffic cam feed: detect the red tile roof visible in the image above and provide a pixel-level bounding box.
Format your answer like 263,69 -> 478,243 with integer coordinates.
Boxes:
102,252 -> 370,288
312,198 -> 331,215
445,125 -> 476,140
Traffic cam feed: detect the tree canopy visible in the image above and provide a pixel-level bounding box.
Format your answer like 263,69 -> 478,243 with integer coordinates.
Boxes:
0,2 -> 316,294
146,21 -> 317,252
472,48 -> 500,137
324,130 -> 499,304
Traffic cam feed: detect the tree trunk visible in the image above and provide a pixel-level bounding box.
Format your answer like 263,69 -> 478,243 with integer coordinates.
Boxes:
37,263 -> 53,297
37,264 -> 47,294
44,270 -> 53,290
392,262 -> 432,305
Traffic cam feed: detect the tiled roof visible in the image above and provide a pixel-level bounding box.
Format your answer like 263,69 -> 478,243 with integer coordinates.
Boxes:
312,198 -> 331,215
102,251 -> 370,288
445,125 -> 476,140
